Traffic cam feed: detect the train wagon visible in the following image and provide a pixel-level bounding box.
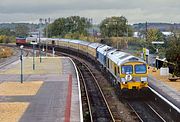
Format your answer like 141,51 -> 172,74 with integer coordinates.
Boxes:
78,40 -> 91,56
68,40 -> 79,52
58,39 -> 70,49
87,43 -> 102,61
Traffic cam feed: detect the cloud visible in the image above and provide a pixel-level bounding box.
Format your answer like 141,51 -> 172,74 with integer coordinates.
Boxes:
0,0 -> 180,23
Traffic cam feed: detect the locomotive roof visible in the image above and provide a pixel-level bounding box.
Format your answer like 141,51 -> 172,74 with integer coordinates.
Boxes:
88,43 -> 102,49
107,50 -> 146,66
97,45 -> 116,56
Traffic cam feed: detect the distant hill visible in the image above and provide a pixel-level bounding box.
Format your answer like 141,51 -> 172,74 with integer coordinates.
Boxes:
133,23 -> 180,31
0,23 -> 39,32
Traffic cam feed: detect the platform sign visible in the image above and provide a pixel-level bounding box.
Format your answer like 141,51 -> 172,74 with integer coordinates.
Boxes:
143,48 -> 149,63
146,48 -> 149,55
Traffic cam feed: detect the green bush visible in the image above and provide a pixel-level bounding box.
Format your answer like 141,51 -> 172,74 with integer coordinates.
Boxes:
0,35 -> 15,43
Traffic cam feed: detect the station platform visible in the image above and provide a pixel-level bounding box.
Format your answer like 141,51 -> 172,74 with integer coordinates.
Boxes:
0,57 -> 83,122
148,67 -> 180,110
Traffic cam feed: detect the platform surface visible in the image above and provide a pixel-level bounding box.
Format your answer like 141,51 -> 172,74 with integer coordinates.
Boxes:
0,57 -> 82,122
148,67 -> 180,109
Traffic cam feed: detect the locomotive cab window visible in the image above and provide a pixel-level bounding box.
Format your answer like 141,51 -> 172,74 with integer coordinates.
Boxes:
107,59 -> 109,68
52,40 -> 55,45
135,64 -> 147,74
114,66 -> 117,76
121,65 -> 133,74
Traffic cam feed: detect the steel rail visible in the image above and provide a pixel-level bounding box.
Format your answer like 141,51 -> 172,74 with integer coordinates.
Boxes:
146,103 -> 166,122
127,102 -> 144,122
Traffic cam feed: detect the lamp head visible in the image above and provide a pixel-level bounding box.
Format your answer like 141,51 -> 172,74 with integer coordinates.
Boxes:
20,45 -> 24,49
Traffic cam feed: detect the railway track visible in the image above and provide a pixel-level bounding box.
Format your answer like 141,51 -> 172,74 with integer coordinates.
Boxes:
0,45 -> 31,69
72,58 -> 115,121
127,100 -> 166,122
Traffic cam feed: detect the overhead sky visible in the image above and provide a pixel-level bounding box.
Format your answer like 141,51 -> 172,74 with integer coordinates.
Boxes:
0,0 -> 180,24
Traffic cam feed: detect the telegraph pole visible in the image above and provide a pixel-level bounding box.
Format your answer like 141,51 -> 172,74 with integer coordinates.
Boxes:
127,20 -> 128,37
126,20 -> 128,49
145,21 -> 148,41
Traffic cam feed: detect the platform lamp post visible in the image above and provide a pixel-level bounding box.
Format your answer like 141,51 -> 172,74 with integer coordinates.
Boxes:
39,18 -> 42,63
126,20 -> 129,49
33,44 -> 35,70
20,45 -> 24,83
45,18 -> 50,57
45,19 -> 47,57
52,42 -> 55,57
31,42 -> 37,70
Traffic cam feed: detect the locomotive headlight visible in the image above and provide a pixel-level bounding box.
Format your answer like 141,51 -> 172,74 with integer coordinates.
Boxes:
121,78 -> 127,84
121,78 -> 126,82
141,77 -> 147,82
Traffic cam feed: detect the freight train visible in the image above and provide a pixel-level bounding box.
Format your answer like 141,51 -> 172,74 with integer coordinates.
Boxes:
17,37 -> 148,95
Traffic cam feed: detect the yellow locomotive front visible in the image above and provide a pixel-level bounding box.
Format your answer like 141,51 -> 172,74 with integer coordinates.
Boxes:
107,50 -> 148,93
119,61 -> 148,90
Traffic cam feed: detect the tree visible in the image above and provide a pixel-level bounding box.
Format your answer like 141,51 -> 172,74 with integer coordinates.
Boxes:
0,35 -> 15,43
100,16 -> 132,37
165,37 -> 180,76
0,28 -> 16,43
46,16 -> 92,38
139,28 -> 165,53
0,28 -> 15,36
146,28 -> 164,42
15,24 -> 29,37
